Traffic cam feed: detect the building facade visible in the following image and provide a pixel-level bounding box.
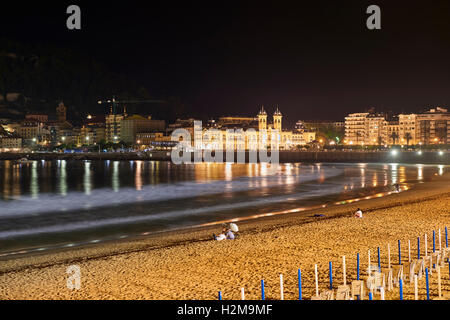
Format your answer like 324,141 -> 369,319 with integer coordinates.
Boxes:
416,107 -> 450,145
344,113 -> 370,145
398,114 -> 418,145
0,126 -> 22,151
80,125 -> 106,145
106,113 -> 125,143
345,107 -> 450,146
197,107 -> 315,151
120,115 -> 166,144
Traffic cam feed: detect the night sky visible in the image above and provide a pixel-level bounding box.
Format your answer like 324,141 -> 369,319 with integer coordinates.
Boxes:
2,1 -> 450,124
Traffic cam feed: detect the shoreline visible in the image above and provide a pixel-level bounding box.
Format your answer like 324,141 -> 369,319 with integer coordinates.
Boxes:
0,180 -> 411,262
1,162 -> 444,265
0,175 -> 448,270
0,173 -> 449,299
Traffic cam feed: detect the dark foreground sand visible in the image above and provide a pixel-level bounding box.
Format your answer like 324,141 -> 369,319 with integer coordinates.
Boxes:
0,173 -> 449,300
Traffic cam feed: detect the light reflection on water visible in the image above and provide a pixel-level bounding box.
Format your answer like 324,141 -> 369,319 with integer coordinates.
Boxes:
0,161 -> 447,256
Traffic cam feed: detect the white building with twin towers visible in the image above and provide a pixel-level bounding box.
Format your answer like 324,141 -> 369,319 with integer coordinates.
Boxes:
198,106 -> 315,151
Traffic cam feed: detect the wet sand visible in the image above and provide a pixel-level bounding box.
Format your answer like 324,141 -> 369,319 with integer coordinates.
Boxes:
0,173 -> 449,300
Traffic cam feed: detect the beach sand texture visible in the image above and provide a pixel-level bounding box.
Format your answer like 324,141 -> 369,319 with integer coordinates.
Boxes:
0,175 -> 449,300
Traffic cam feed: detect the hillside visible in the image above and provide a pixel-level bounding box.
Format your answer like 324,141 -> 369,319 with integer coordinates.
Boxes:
0,39 -> 186,123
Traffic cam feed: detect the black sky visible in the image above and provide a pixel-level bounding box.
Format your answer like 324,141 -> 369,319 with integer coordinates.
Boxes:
2,0 -> 450,124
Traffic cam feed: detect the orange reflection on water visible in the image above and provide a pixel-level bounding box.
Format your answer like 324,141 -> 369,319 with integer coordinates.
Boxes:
135,161 -> 143,191
372,172 -> 378,187
399,166 -> 406,183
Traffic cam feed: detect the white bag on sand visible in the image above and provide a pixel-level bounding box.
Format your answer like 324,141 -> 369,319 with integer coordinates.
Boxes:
229,223 -> 239,233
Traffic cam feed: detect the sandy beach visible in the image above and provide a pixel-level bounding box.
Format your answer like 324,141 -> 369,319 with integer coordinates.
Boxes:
0,173 -> 449,300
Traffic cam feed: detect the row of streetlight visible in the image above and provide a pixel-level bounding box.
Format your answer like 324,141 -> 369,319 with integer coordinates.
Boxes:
391,150 -> 445,156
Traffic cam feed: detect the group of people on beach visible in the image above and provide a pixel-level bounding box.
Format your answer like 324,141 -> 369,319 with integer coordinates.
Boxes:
213,183 -> 402,240
213,209 -> 363,242
213,223 -> 238,241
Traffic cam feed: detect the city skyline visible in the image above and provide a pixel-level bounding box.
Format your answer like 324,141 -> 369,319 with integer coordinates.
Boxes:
2,100 -> 449,153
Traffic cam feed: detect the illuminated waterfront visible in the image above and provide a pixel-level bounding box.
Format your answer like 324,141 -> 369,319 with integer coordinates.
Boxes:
0,160 -> 447,256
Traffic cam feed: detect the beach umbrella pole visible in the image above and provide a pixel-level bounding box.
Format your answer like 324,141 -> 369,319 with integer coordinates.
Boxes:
377,247 -> 381,271
417,237 -> 420,260
343,256 -> 346,286
329,262 -> 333,290
314,264 -> 319,297
357,253 -> 360,280
261,280 -> 265,300
438,267 -> 442,298
280,274 -> 284,300
433,231 -> 436,253
298,269 -> 302,301
445,227 -> 448,248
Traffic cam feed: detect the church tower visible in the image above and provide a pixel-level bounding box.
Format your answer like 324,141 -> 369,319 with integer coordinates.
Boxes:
273,106 -> 282,132
56,102 -> 67,123
257,106 -> 267,131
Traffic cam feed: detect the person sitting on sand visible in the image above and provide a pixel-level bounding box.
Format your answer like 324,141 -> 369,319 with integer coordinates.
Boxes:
213,224 -> 236,241
214,233 -> 227,241
225,228 -> 235,240
354,208 -> 363,218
